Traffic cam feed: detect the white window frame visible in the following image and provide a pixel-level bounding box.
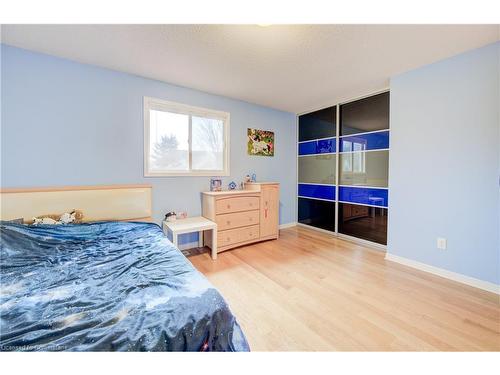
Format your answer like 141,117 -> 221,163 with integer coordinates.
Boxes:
144,97 -> 230,177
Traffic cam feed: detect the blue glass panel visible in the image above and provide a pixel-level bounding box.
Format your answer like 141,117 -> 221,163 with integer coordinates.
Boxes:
298,184 -> 335,201
338,186 -> 388,207
339,131 -> 389,152
298,138 -> 336,155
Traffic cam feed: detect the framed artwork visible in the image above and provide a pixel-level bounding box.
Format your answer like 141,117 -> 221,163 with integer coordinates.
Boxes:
247,128 -> 274,156
210,178 -> 222,191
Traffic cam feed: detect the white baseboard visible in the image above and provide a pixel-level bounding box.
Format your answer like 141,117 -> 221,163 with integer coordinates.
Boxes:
279,222 -> 297,229
385,253 -> 500,295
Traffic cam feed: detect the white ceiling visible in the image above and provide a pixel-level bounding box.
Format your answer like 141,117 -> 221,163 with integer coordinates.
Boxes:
2,24 -> 499,113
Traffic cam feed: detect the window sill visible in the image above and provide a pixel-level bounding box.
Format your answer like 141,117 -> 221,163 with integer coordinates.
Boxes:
144,171 -> 230,177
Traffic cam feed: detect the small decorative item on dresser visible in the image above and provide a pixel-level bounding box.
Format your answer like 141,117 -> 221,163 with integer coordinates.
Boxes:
244,175 -> 251,183
177,211 -> 188,219
165,211 -> 176,222
210,178 -> 222,192
228,181 -> 237,190
251,173 -> 257,182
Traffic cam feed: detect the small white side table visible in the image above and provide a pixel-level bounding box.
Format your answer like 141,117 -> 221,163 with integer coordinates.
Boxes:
162,216 -> 218,260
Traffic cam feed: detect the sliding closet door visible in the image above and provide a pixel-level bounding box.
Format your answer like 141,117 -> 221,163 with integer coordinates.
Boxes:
297,106 -> 336,232
338,92 -> 389,244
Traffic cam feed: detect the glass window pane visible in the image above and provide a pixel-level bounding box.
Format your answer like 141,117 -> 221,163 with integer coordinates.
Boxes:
298,154 -> 336,184
192,116 -> 224,171
339,150 -> 389,187
149,110 -> 189,171
338,203 -> 387,245
340,92 -> 389,135
298,198 -> 335,232
298,106 -> 336,142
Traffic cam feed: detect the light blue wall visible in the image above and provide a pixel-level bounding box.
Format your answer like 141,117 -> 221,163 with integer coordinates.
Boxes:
0,45 -> 297,245
388,42 -> 500,285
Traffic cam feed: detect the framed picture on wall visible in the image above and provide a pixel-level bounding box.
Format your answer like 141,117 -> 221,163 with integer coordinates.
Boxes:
247,128 -> 274,156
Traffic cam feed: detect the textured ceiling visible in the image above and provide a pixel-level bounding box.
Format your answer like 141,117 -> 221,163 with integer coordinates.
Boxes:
2,24 -> 499,113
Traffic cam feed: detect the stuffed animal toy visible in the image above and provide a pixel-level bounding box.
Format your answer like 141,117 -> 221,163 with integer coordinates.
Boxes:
59,210 -> 84,224
59,212 -> 75,224
32,210 -> 84,225
71,210 -> 84,223
32,217 -> 60,225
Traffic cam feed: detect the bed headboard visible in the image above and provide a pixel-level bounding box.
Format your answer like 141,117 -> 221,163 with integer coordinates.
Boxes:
0,184 -> 153,223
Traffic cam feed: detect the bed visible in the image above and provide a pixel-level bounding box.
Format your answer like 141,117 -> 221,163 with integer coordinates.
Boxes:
0,185 -> 249,351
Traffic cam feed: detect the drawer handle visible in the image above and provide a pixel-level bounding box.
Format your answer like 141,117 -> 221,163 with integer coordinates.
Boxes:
227,204 -> 231,209
249,202 -> 253,206
227,221 -> 231,225
249,217 -> 253,221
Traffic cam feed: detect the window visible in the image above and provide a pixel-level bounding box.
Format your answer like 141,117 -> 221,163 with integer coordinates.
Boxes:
144,97 -> 230,176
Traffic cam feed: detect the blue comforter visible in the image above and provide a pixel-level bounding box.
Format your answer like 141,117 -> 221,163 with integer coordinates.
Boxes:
0,221 -> 249,351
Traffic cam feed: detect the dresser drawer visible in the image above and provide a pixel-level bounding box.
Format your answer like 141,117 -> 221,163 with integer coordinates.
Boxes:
216,210 -> 259,231
215,196 -> 259,214
218,225 -> 260,247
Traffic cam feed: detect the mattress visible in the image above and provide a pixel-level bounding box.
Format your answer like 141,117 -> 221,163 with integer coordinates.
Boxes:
0,221 -> 249,351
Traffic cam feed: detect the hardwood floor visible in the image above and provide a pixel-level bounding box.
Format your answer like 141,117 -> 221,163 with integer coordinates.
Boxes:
189,226 -> 500,351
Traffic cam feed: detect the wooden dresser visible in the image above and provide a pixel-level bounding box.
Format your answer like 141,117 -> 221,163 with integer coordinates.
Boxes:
202,182 -> 279,254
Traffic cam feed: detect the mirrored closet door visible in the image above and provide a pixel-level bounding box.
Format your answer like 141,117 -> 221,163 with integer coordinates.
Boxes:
297,91 -> 389,245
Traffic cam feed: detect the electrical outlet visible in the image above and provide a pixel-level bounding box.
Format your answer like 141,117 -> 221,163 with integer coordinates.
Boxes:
437,237 -> 447,250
